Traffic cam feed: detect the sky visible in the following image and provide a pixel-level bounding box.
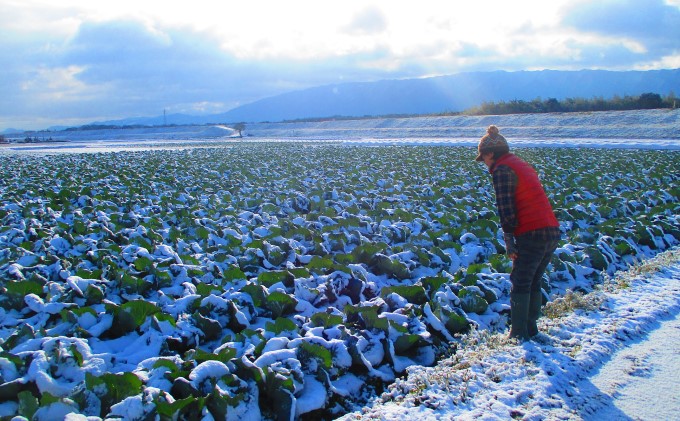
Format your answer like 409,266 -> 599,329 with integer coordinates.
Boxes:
1,0 -> 680,131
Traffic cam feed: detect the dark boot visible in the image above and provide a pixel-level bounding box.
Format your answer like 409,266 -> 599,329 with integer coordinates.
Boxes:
509,293 -> 531,340
528,292 -> 543,337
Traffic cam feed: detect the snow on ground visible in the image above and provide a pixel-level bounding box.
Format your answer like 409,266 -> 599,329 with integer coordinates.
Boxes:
339,249 -> 680,420
2,109 -> 679,154
586,311 -> 680,420
1,109 -> 678,420
243,109 -> 680,148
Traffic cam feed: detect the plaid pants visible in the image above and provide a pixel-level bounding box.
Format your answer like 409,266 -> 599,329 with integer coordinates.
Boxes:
510,235 -> 559,294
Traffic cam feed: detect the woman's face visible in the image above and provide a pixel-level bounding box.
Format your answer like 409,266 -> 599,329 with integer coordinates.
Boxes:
482,152 -> 495,168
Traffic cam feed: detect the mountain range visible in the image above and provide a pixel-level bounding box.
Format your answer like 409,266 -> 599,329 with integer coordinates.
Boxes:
35,68 -> 680,131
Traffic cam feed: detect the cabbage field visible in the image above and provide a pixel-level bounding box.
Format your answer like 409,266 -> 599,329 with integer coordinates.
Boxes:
0,143 -> 678,420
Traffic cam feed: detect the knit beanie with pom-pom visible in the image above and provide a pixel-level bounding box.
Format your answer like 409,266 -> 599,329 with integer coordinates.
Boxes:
475,125 -> 509,161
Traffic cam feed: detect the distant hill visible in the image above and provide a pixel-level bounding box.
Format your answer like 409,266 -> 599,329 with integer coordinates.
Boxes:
1,128 -> 25,135
86,69 -> 680,127
217,69 -> 680,123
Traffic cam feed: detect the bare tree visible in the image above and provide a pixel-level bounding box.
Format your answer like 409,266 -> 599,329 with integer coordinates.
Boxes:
233,122 -> 245,137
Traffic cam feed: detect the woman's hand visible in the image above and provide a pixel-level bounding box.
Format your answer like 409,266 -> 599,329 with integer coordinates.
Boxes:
504,232 -> 518,261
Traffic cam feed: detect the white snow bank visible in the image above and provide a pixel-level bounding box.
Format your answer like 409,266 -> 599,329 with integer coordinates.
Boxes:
243,108 -> 680,147
199,125 -> 236,137
586,311 -> 680,420
2,109 -> 678,154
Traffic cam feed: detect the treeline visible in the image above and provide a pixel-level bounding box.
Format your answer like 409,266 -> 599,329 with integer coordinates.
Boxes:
26,137 -> 51,142
463,92 -> 677,116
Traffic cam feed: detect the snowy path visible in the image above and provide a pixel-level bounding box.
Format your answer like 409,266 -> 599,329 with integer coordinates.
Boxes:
584,312 -> 680,420
341,252 -> 680,421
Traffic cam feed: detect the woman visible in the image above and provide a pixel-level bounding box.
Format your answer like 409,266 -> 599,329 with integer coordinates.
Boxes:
476,125 -> 561,340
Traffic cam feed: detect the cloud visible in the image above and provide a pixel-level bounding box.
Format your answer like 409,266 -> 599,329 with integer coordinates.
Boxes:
1,18 -> 411,128
0,21 -> 253,126
64,21 -> 175,82
1,0 -> 679,130
343,6 -> 388,35
562,0 -> 680,55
